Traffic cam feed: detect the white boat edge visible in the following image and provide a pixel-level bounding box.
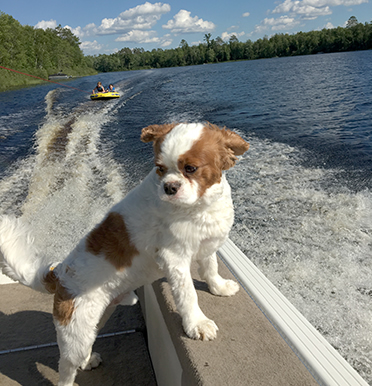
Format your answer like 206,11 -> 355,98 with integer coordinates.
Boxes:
218,238 -> 368,386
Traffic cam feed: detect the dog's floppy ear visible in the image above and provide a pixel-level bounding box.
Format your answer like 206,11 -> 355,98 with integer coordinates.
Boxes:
223,129 -> 250,156
141,123 -> 177,143
220,129 -> 249,170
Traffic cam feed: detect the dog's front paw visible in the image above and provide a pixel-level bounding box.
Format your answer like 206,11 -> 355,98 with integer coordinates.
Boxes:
185,318 -> 219,341
81,352 -> 102,371
210,279 -> 240,297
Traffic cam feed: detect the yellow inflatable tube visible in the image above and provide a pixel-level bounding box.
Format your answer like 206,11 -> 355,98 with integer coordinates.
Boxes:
90,91 -> 120,100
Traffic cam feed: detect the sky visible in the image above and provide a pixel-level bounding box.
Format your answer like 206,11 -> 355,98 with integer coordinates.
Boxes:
1,0 -> 371,55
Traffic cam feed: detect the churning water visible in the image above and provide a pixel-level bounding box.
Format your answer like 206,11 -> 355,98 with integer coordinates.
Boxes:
0,50 -> 372,382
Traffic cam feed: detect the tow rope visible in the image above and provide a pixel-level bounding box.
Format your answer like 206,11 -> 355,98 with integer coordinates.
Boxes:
0,65 -> 91,94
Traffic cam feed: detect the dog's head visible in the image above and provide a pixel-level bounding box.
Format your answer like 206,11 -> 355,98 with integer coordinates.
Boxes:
141,123 -> 249,206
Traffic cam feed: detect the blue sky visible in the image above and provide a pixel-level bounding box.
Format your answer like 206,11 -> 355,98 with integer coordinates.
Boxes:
1,0 -> 371,55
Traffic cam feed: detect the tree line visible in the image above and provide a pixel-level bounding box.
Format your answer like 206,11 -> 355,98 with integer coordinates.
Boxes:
1,11 -> 371,91
88,17 -> 372,72
0,11 -> 95,91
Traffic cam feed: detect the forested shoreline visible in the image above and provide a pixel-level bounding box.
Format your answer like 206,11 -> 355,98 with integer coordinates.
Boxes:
89,17 -> 372,72
1,11 -> 371,91
0,11 -> 96,91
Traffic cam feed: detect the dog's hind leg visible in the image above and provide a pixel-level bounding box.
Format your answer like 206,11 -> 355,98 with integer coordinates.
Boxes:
55,301 -> 106,386
57,351 -> 102,386
197,252 -> 240,297
56,325 -> 101,386
57,355 -> 79,386
57,329 -> 103,385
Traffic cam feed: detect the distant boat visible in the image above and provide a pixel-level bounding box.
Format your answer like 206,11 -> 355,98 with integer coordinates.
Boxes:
48,72 -> 71,80
90,91 -> 120,100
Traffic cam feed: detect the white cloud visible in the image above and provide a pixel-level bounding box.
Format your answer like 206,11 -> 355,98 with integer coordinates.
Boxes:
272,0 -> 294,13
221,31 -> 246,41
97,2 -> 171,35
243,12 -> 250,17
50,3 -> 173,52
80,40 -> 104,54
254,15 -> 301,34
162,10 -> 215,34
34,19 -> 57,30
64,25 -> 84,38
272,0 -> 367,20
115,30 -> 175,47
303,0 -> 367,6
79,23 -> 98,38
272,0 -> 332,19
323,21 -> 336,28
161,38 -> 173,47
115,30 -> 160,43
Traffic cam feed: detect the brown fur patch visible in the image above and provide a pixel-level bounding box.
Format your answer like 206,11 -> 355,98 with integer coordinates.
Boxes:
178,124 -> 249,197
141,123 -> 178,164
86,212 -> 139,270
44,271 -> 75,326
43,270 -> 59,294
203,123 -> 250,169
155,164 -> 168,177
140,123 -> 177,143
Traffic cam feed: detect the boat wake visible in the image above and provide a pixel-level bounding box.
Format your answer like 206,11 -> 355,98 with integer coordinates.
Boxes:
228,137 -> 372,381
0,89 -> 129,259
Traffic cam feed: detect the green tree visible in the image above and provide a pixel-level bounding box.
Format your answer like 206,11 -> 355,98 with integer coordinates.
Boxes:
83,20 -> 372,73
346,16 -> 359,28
0,11 -> 95,91
229,35 -> 244,60
118,47 -> 133,69
204,33 -> 212,49
206,48 -> 216,63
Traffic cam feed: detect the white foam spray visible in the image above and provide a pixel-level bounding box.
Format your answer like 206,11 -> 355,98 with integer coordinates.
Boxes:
228,136 -> 372,382
0,90 -> 127,261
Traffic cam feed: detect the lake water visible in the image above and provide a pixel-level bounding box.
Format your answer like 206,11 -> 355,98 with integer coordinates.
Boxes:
1,50 -> 372,383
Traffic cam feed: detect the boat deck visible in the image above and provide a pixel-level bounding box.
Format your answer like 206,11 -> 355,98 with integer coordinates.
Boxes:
0,275 -> 317,386
0,284 -> 156,386
1,251 -> 366,385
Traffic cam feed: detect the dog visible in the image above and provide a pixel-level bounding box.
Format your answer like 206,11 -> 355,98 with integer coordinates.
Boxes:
0,122 -> 249,386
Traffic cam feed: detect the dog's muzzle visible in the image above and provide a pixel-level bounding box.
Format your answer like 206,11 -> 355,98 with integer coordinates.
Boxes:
164,181 -> 181,196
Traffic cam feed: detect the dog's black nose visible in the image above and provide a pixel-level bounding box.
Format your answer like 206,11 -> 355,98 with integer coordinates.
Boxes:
164,182 -> 181,195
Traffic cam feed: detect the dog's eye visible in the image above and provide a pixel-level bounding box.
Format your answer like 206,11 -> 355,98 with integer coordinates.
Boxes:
156,165 -> 166,174
185,165 -> 197,174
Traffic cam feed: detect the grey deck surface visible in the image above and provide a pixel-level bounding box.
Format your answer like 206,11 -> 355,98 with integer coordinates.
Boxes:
0,284 -> 157,386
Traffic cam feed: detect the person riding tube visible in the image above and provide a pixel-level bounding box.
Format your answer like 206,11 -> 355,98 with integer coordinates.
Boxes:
106,84 -> 115,92
93,82 -> 105,94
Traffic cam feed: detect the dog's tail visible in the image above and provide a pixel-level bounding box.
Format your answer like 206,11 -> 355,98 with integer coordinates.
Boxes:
0,216 -> 52,293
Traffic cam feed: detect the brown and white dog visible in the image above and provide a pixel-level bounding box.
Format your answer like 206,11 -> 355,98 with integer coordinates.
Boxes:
0,122 -> 249,386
